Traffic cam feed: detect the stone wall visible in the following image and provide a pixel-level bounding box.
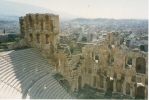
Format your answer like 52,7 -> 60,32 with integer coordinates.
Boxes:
19,14 -> 148,99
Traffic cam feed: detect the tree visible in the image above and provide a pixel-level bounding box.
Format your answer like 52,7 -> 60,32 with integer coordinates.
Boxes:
110,54 -> 114,62
127,56 -> 132,65
81,37 -> 87,42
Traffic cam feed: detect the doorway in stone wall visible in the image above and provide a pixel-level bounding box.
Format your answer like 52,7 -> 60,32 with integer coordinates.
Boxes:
136,86 -> 145,99
107,77 -> 113,91
136,57 -> 146,74
93,76 -> 96,86
126,83 -> 130,95
100,76 -> 104,88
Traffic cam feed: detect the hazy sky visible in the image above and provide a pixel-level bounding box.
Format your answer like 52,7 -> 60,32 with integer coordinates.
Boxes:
8,0 -> 148,19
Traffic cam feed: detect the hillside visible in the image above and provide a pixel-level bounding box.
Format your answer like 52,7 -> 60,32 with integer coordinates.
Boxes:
0,0 -> 78,20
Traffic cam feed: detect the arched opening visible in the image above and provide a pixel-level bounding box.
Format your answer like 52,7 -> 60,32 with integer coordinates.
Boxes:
126,83 -> 130,95
45,15 -> 50,29
110,54 -> 114,62
125,56 -> 132,68
107,77 -> 113,91
29,15 -> 33,27
93,76 -> 96,86
136,57 -> 146,74
116,80 -> 122,92
36,34 -> 41,43
45,34 -> 50,44
29,34 -> 33,42
108,54 -> 114,66
95,52 -> 98,63
49,20 -> 54,32
78,76 -> 82,91
35,14 -> 40,28
136,86 -> 145,99
100,76 -> 104,88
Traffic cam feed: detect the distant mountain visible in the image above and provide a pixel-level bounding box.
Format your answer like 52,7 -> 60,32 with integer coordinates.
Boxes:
0,0 -> 78,20
71,18 -> 148,22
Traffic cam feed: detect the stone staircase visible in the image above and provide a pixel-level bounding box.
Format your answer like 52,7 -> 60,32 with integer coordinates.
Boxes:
0,48 -> 76,99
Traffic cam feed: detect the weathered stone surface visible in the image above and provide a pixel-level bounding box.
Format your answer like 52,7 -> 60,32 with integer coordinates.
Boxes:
19,13 -> 148,99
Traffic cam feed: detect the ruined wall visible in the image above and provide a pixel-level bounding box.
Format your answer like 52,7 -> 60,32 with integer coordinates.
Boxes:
19,13 -> 59,65
57,32 -> 148,99
19,14 -> 148,99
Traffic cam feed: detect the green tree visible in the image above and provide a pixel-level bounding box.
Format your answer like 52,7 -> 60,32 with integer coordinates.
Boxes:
127,56 -> 132,65
81,37 -> 87,42
110,54 -> 114,62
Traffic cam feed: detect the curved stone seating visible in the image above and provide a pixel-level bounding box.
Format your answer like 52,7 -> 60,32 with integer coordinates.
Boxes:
29,75 -> 53,98
47,83 -> 63,99
33,78 -> 54,99
29,75 -> 52,92
39,79 -> 57,99
0,48 -> 75,99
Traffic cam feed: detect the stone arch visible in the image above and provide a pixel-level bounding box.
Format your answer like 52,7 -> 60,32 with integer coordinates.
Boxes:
36,34 -> 41,43
100,75 -> 104,88
29,15 -> 33,27
136,86 -> 145,99
95,52 -> 98,61
136,57 -> 146,74
35,14 -> 40,28
107,54 -> 114,65
107,77 -> 113,91
125,56 -> 132,68
49,20 -> 54,32
29,34 -> 33,42
45,15 -> 50,29
110,54 -> 114,62
116,80 -> 122,92
93,76 -> 96,86
45,34 -> 50,44
78,76 -> 82,91
126,83 -> 130,95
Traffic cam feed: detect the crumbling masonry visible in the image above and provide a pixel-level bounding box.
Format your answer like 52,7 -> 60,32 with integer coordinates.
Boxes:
19,13 -> 148,99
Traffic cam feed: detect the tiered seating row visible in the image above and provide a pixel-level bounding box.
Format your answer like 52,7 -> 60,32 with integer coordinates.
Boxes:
0,48 -> 75,99
28,74 -> 74,99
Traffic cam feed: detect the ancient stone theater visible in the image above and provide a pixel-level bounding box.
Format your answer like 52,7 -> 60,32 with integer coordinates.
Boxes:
0,13 -> 148,99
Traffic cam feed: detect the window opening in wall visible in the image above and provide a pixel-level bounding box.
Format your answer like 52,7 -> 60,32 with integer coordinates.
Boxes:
46,34 -> 50,44
136,86 -> 145,99
125,56 -> 132,69
29,34 -> 33,42
136,57 -> 146,74
110,54 -> 114,62
95,52 -> 98,63
127,56 -> 132,65
29,15 -> 33,27
37,34 -> 40,43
